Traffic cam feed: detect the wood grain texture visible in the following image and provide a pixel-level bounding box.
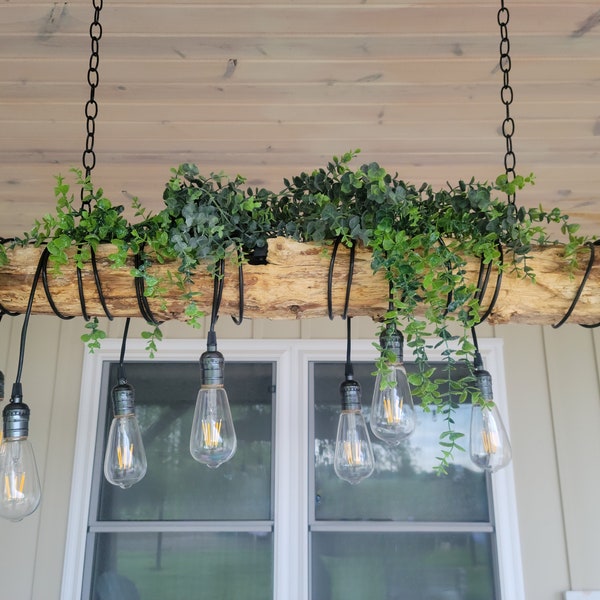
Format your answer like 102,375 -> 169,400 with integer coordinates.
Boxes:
2,238 -> 600,326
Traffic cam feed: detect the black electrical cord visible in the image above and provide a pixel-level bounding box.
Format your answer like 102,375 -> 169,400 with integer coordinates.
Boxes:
13,245 -> 48,386
437,238 -> 453,317
117,317 -> 131,381
327,237 -> 356,320
134,250 -> 163,326
344,316 -> 354,379
40,248 -> 74,320
554,240 -> 599,329
209,259 -> 225,334
475,242 -> 504,325
231,251 -> 244,326
90,246 -> 113,320
76,245 -> 90,322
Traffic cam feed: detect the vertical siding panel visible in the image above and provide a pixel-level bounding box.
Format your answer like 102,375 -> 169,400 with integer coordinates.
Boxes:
543,325 -> 600,591
0,315 -> 62,600
497,324 -> 570,600
31,318 -> 86,600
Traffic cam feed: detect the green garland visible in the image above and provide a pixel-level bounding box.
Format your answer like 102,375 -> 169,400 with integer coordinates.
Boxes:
0,150 -> 589,471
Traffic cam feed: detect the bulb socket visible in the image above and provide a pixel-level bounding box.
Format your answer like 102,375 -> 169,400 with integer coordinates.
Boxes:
475,368 -> 494,401
112,379 -> 136,416
200,349 -> 224,387
340,376 -> 362,410
3,385 -> 30,439
380,325 -> 404,362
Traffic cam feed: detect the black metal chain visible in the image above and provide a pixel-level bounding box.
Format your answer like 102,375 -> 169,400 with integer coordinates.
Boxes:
81,0 -> 103,211
498,1 -> 516,205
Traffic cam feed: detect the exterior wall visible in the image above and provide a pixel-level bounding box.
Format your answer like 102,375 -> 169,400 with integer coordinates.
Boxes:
0,315 -> 598,599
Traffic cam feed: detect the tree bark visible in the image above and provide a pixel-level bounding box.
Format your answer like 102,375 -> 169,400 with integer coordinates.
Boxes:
0,238 -> 599,326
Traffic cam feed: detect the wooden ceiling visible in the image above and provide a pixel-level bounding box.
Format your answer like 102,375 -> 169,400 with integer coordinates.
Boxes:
1,0 -> 600,239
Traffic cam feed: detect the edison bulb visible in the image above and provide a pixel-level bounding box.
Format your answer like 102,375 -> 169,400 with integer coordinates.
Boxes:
371,326 -> 415,444
0,387 -> 41,521
334,378 -> 374,485
104,380 -> 147,489
190,342 -> 236,468
470,367 -> 512,472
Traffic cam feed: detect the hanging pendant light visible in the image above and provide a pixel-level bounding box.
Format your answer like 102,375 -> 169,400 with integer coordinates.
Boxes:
189,330 -> 237,468
0,252 -> 48,521
0,384 -> 41,522
370,324 -> 416,445
469,328 -> 512,472
189,260 -> 237,468
103,319 -> 147,489
334,318 -> 374,485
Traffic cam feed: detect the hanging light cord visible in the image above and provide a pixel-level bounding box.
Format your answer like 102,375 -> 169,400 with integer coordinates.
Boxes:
117,317 -> 131,382
344,316 -> 354,380
203,260 -> 226,350
13,248 -> 49,389
210,260 -> 225,335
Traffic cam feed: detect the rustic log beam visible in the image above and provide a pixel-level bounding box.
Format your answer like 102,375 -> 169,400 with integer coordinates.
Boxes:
0,237 -> 599,326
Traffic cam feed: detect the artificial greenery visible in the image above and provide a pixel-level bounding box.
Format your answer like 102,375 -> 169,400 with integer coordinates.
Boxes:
0,151 -> 589,471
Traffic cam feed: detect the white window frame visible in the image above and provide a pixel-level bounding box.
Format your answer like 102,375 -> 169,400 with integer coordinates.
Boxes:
61,337 -> 524,600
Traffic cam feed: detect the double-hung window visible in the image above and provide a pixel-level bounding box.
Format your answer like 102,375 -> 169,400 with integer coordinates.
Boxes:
62,338 -> 523,600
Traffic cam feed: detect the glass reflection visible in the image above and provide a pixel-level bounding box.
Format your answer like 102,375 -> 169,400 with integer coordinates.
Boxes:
312,532 -> 496,600
313,362 -> 489,522
91,532 -> 273,600
97,362 -> 274,522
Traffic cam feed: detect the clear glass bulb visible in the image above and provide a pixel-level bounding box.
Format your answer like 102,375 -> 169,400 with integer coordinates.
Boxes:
334,408 -> 374,485
371,363 -> 416,445
104,379 -> 147,489
470,367 -> 512,472
0,437 -> 41,521
104,414 -> 147,489
334,373 -> 375,485
190,385 -> 237,468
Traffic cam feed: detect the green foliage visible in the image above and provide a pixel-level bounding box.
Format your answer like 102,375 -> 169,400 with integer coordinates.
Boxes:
2,153 -> 590,471
158,164 -> 276,278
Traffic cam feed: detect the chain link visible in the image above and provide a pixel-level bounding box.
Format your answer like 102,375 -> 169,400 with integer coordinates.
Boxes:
81,0 -> 103,210
498,1 -> 516,205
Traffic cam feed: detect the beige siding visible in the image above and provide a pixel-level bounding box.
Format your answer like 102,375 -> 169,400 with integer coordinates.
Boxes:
0,317 -> 599,599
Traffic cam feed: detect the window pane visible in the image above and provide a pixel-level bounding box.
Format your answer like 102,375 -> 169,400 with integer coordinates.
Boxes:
90,531 -> 273,600
313,362 -> 489,522
97,361 -> 274,521
312,532 -> 496,600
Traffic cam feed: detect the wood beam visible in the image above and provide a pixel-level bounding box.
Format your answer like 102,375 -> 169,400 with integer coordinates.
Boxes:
0,237 -> 599,326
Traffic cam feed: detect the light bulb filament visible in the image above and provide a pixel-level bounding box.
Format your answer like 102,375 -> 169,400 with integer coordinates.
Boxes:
482,430 -> 498,454
116,443 -> 134,470
383,395 -> 404,424
343,440 -> 365,466
201,419 -> 223,448
4,472 -> 26,501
